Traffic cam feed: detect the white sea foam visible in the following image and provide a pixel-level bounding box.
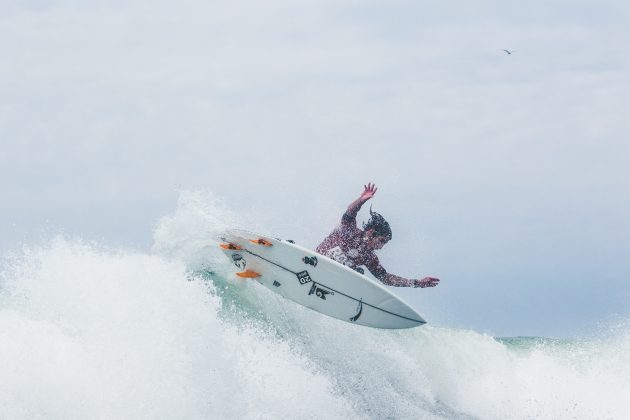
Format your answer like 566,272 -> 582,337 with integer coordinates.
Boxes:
0,238 -> 356,419
1,193 -> 629,419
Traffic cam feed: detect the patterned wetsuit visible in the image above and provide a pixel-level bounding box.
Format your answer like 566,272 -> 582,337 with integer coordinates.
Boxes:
316,210 -> 387,280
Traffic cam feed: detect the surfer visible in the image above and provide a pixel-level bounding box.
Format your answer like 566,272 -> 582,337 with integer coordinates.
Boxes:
316,183 -> 440,288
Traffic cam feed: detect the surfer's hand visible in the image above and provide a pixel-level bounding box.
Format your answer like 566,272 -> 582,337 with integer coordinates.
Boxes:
360,183 -> 378,202
413,277 -> 440,288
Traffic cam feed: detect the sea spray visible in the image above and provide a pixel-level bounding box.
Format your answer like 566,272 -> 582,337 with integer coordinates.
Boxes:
0,238 -> 357,419
1,192 -> 629,419
156,191 -> 630,419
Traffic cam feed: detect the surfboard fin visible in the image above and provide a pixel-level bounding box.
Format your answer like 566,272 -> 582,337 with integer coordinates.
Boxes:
220,243 -> 242,250
236,270 -> 261,278
249,238 -> 273,247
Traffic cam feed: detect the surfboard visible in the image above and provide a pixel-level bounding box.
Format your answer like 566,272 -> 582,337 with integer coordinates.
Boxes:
218,229 -> 426,329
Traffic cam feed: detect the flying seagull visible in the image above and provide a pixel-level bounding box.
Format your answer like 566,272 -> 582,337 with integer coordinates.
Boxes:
503,49 -> 514,55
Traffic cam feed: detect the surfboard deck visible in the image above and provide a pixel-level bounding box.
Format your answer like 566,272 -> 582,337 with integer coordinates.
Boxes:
218,229 -> 426,329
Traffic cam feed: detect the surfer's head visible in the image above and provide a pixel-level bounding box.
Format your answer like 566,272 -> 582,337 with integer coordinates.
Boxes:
363,207 -> 392,249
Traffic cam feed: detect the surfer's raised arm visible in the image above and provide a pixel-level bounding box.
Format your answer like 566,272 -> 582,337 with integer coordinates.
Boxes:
343,183 -> 377,222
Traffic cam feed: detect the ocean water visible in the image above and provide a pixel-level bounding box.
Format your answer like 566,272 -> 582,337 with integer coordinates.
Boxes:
1,192 -> 628,419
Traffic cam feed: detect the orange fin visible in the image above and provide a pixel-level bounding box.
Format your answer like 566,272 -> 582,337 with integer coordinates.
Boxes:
236,270 -> 261,278
249,238 -> 273,247
220,243 -> 242,250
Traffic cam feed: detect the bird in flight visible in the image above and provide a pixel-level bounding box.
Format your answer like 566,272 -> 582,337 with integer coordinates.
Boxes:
503,49 -> 514,55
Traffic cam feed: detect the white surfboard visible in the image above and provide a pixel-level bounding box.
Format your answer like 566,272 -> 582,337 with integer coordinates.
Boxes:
218,229 -> 426,329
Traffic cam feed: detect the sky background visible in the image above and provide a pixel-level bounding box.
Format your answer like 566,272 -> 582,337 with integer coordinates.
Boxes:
1,0 -> 629,337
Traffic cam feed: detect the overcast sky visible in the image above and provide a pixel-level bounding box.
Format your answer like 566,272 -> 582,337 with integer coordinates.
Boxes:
1,0 -> 629,337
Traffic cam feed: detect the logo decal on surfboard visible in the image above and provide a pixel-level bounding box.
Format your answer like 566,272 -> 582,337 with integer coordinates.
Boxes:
296,270 -> 312,285
231,254 -> 246,270
349,299 -> 363,322
302,256 -> 318,267
308,283 -> 334,300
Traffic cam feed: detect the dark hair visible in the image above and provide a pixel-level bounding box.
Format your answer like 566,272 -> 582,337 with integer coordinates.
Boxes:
363,206 -> 392,240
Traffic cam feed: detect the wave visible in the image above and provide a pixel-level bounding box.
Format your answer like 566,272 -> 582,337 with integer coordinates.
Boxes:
0,192 -> 628,419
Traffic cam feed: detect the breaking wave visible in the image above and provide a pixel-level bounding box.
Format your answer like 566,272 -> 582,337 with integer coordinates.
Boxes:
1,192 -> 628,419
